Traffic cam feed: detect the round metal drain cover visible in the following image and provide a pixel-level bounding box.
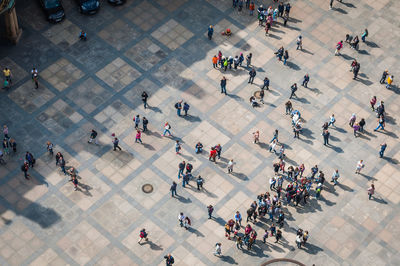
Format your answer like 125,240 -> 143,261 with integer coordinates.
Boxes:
142,184 -> 154,193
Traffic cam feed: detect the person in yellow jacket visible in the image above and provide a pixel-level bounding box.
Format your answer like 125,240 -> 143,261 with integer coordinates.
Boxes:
386,75 -> 393,88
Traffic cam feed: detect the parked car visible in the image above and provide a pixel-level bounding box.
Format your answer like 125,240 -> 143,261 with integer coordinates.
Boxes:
39,0 -> 65,23
77,0 -> 100,14
108,0 -> 125,5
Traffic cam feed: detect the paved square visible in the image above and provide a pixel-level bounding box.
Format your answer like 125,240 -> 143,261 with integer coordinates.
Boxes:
1,0 -> 400,265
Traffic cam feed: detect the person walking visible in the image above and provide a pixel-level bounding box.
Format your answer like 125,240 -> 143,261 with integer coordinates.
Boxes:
353,63 -> 360,79
3,67 -> 12,85
246,53 -> 252,67
170,181 -> 177,197
386,75 -> 393,89
59,156 -> 67,175
175,101 -> 182,116
289,83 -> 297,99
183,102 -> 190,116
285,101 -> 292,115
163,122 -> 172,137
355,160 -> 364,174
296,35 -> 302,50
302,74 -> 309,88
253,130 -> 260,143
142,91 -> 149,109
3,125 -> 9,139
228,159 -> 235,174
261,77 -> 270,90
370,96 -> 377,111
283,50 -> 289,65
175,140 -> 181,155
196,175 -> 204,190
379,143 -> 387,158
212,55 -> 218,68
178,161 -> 185,179
374,115 -> 385,131
248,68 -> 256,84
46,141 -> 54,156
220,76 -> 227,94
328,114 -> 336,127
214,243 -> 222,256
138,229 -> 148,244
323,129 -> 330,146
135,130 -> 143,144
142,117 -> 148,132
234,211 -> 242,226
113,137 -> 122,151
349,113 -> 356,127
380,70 -> 388,84
331,169 -> 340,186
368,183 -> 375,200
335,40 -> 343,55
208,25 -> 214,40
361,28 -> 368,42
21,162 -> 29,180
207,205 -> 214,219
31,67 -> 39,89
88,129 -> 99,144
134,115 -> 140,129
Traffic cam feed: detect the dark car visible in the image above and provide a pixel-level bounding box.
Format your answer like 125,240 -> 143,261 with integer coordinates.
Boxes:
108,0 -> 125,5
39,0 -> 65,23
77,0 -> 100,14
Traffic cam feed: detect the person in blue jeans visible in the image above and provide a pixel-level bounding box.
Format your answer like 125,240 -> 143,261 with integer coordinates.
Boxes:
220,76 -> 227,94
374,115 -> 385,131
208,25 -> 214,40
361,28 -> 368,42
328,114 -> 336,127
170,181 -> 177,197
379,143 -> 387,158
178,161 -> 185,179
270,129 -> 279,143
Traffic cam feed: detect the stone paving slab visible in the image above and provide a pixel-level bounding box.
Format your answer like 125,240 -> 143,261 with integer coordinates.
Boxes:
0,0 -> 400,265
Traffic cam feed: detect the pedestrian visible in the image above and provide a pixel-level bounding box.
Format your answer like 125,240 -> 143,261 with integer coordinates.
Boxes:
275,229 -> 282,243
361,28 -> 368,42
135,130 -> 142,144
289,83 -> 297,99
323,129 -> 330,146
138,228 -> 148,244
178,212 -> 185,227
3,67 -> 12,84
141,91 -> 148,109
59,156 -> 67,175
214,243 -> 222,256
315,183 -> 322,199
296,234 -> 302,248
183,102 -> 190,116
329,0 -> 334,9
285,101 -> 292,115
379,143 -> 387,158
175,140 -> 181,154
209,147 -> 217,162
195,142 -> 203,153
9,138 -> 16,153
113,137 -> 122,151
386,75 -> 393,89
142,117 -> 148,132
212,55 -> 218,68
3,125 -> 9,139
208,25 -> 214,40
263,229 -> 269,243
0,150 -> 5,164
331,169 -> 340,185
170,181 -> 177,197
223,57 -> 228,71
355,160 -> 364,174
214,144 -> 222,159
302,74 -> 309,88
234,56 -> 239,69
31,67 -> 39,89
238,53 -> 244,66
285,3 -> 291,17
328,114 -> 336,127
178,161 -> 185,179
79,30 -> 87,41
303,231 -> 309,246
246,53 -> 252,67
370,96 -> 377,111
269,139 -> 277,153
374,115 -> 385,131
296,36 -> 302,50
175,101 -> 182,116
220,76 -> 227,94
283,50 -> 289,65
349,113 -> 356,127
236,236 -> 243,249
21,162 -> 29,180
261,77 -> 270,90
380,70 -> 388,84
234,211 -> 242,226
359,118 -> 365,132
162,122 -> 172,137
46,141 -> 54,156
133,115 -> 140,129
228,159 -> 235,174
25,152 -> 35,168
183,216 -> 191,229
353,63 -> 360,79
265,20 -> 271,35
71,175 -> 78,191
367,183 -> 375,200
225,223 -> 232,239
196,175 -> 204,190
164,254 -> 174,266
248,68 -> 256,84
88,129 -> 98,144
335,40 -> 343,55
353,123 -> 360,137
253,130 -> 260,144
207,205 -> 214,219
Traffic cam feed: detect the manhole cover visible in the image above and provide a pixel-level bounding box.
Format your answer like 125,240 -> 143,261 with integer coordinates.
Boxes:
142,184 -> 153,193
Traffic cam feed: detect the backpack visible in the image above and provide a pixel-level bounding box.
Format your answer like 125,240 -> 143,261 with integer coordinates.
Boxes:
174,103 -> 179,109
21,165 -> 26,172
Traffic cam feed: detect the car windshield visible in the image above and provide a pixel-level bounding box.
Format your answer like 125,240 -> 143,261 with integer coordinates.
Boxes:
44,0 -> 60,9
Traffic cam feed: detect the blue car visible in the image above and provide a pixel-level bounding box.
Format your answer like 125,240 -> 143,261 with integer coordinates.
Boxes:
39,0 -> 65,23
77,0 -> 100,14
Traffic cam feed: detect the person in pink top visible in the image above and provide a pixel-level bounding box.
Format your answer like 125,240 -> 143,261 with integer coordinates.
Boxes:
135,130 -> 142,144
335,40 -> 343,55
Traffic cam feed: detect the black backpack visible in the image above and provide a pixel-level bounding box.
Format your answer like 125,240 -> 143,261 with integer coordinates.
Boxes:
21,165 -> 26,172
174,103 -> 179,109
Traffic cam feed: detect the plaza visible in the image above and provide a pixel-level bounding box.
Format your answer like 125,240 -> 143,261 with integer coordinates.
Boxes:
0,0 -> 400,265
